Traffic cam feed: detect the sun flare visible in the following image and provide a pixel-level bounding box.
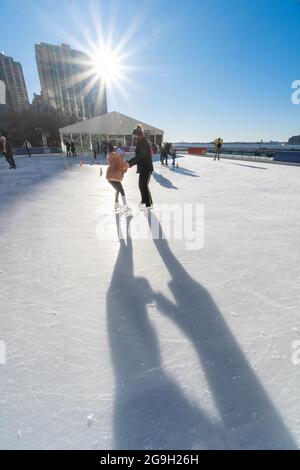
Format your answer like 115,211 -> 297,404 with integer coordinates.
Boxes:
40,0 -> 153,106
91,46 -> 122,84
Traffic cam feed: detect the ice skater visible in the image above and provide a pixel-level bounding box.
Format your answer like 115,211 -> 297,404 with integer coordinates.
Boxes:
70,141 -> 77,157
106,142 -> 131,214
23,140 -> 32,157
171,148 -> 177,167
214,137 -> 223,160
128,125 -> 154,211
92,141 -> 98,159
160,142 -> 173,166
102,141 -> 109,158
0,135 -> 16,169
65,141 -> 71,157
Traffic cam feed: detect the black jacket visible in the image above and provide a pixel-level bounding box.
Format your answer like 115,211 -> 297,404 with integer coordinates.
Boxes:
5,139 -> 13,156
161,143 -> 173,158
129,137 -> 153,174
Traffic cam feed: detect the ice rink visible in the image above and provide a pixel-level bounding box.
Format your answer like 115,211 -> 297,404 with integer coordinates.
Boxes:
0,153 -> 299,450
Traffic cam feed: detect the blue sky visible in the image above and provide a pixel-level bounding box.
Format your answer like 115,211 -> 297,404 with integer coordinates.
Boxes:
1,0 -> 300,141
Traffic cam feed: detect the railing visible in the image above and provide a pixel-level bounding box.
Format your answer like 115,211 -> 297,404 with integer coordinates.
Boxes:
13,147 -> 63,155
206,152 -> 274,162
173,144 -> 300,164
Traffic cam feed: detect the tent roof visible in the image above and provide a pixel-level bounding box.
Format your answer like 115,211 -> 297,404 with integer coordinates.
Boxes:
59,111 -> 163,135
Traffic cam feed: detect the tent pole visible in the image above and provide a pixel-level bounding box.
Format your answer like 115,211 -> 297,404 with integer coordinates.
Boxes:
60,132 -> 64,153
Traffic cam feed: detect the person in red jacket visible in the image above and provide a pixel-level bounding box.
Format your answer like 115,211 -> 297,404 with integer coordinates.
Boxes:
106,142 -> 131,214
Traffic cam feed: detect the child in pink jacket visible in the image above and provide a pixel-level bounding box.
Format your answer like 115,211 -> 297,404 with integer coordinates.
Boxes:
106,142 -> 131,213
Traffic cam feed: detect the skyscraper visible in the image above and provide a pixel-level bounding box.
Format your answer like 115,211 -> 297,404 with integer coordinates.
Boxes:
0,80 -> 8,115
31,93 -> 45,114
35,43 -> 107,120
0,53 -> 30,112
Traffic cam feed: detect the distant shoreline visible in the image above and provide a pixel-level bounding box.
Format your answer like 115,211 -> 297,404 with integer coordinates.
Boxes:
173,142 -> 300,151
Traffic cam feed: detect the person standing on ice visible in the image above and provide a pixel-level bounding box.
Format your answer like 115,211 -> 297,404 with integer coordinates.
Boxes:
214,137 -> 223,160
92,141 -> 99,159
171,148 -> 177,167
65,141 -> 71,157
106,142 -> 131,214
70,141 -> 77,157
102,140 -> 109,158
23,140 -> 32,157
0,135 -> 16,169
160,142 -> 173,166
128,125 -> 154,211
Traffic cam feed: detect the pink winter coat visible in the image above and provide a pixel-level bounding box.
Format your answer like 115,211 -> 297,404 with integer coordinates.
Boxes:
106,152 -> 128,182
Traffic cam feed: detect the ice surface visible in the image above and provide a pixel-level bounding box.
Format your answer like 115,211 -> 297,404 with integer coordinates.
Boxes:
0,154 -> 299,449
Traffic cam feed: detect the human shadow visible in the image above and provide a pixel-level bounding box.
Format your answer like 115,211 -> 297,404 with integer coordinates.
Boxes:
153,172 -> 178,189
223,162 -> 268,170
146,214 -> 297,449
0,155 -> 67,217
106,216 -> 227,450
169,166 -> 199,177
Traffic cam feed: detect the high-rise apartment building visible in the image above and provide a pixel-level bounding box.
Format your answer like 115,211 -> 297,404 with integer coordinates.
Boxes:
35,43 -> 107,120
0,53 -> 30,112
0,80 -> 5,105
31,93 -> 45,114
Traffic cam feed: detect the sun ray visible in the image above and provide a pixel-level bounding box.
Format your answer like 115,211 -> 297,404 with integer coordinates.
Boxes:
31,0 -> 160,117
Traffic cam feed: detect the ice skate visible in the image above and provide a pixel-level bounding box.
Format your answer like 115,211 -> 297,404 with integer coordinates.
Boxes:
114,202 -> 121,213
122,204 -> 132,216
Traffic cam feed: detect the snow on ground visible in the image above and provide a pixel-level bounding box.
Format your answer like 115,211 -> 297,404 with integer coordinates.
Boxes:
0,154 -> 299,450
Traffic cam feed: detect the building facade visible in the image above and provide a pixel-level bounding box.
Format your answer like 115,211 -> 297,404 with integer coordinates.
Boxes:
0,80 -> 5,105
31,93 -> 45,114
0,53 -> 30,112
0,80 -> 9,117
35,42 -> 108,120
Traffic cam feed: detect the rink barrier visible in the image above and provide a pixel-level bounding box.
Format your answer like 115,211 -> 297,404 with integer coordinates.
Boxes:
13,147 -> 62,155
186,152 -> 300,167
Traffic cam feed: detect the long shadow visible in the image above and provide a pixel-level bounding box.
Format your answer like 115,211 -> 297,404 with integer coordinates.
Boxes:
106,214 -> 296,449
106,216 -> 227,450
168,166 -> 199,177
0,155 -> 70,216
223,162 -> 268,170
146,214 -> 297,449
153,172 -> 178,189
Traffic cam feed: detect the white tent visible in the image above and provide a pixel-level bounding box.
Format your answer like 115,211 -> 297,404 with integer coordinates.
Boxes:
59,111 -> 164,151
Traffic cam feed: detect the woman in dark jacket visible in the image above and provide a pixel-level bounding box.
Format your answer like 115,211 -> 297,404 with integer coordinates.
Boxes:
128,125 -> 153,210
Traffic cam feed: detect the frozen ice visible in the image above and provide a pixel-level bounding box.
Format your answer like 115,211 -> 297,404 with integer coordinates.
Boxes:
0,154 -> 299,449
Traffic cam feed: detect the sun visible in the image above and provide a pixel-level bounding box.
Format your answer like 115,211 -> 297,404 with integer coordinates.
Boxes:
91,46 -> 122,84
68,40 -> 132,106
38,0 -> 153,106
